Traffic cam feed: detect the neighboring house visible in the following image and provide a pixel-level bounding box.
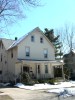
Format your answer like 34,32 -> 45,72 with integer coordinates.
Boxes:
64,50 -> 75,79
0,27 -> 64,82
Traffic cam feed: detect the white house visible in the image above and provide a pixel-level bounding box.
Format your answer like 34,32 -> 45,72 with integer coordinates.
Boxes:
0,27 -> 64,82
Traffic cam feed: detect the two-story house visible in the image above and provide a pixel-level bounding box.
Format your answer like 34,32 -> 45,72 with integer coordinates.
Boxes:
0,27 -> 64,82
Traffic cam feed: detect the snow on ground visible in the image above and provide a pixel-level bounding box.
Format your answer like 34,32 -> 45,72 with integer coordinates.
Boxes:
0,83 -> 10,86
47,88 -> 75,97
15,81 -> 75,98
15,81 -> 75,90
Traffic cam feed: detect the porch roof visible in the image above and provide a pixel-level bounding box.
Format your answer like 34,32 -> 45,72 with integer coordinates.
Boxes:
17,58 -> 64,66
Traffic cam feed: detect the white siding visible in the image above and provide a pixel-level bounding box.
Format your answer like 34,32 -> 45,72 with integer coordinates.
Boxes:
17,30 -> 55,60
7,47 -> 17,76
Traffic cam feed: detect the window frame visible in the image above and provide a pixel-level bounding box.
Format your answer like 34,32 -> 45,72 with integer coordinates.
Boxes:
38,65 -> 40,73
0,70 -> 2,75
45,64 -> 48,73
40,37 -> 43,43
25,47 -> 30,57
1,54 -> 2,62
44,49 -> 48,58
31,35 -> 34,42
2,43 -> 3,49
11,49 -> 13,58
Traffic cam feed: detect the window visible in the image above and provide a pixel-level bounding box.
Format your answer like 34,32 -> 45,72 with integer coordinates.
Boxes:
23,66 -> 29,72
0,70 -> 2,74
26,47 -> 30,57
2,43 -> 3,49
45,65 -> 48,73
11,50 -> 13,58
1,54 -> 2,62
38,65 -> 40,73
40,37 -> 43,43
44,49 -> 48,58
0,43 -> 1,48
31,36 -> 34,42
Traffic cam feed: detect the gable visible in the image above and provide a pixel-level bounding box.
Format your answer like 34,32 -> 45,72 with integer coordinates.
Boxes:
0,38 -> 15,50
8,27 -> 55,51
17,27 -> 55,59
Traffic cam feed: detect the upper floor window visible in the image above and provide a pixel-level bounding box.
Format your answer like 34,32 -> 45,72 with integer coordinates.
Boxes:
0,43 -> 1,48
25,47 -> 30,57
2,43 -> 3,49
11,49 -> 13,58
0,70 -> 2,75
31,36 -> 34,42
1,54 -> 2,62
45,65 -> 48,73
40,37 -> 43,43
44,49 -> 48,58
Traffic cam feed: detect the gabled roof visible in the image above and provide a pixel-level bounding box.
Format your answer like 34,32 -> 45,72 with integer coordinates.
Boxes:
8,27 -> 55,50
0,38 -> 15,50
63,49 -> 75,58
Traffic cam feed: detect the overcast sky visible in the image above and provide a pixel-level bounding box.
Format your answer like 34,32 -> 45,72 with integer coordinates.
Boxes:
2,0 -> 75,39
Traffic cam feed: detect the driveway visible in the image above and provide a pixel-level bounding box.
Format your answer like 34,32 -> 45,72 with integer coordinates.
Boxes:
0,88 -> 75,100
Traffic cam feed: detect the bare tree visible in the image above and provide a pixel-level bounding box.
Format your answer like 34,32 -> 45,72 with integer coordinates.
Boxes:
56,24 -> 75,54
0,0 -> 40,34
0,0 -> 40,25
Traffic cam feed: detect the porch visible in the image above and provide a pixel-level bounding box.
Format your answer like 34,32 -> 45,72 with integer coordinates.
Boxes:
15,59 -> 64,80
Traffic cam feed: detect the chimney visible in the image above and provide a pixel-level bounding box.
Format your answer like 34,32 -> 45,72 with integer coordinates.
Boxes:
15,37 -> 17,40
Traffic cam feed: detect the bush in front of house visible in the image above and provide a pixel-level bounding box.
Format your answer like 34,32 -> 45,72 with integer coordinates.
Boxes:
37,78 -> 55,85
21,72 -> 35,85
47,78 -> 55,84
20,72 -> 59,85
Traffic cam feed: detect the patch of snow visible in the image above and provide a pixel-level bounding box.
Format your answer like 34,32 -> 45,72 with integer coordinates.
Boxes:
47,88 -> 64,94
15,81 -> 75,98
0,83 -> 10,86
15,81 -> 75,90
47,88 -> 75,97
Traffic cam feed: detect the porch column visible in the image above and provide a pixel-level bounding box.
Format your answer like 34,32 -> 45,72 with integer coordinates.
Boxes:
21,61 -> 23,73
61,65 -> 65,80
36,64 -> 38,79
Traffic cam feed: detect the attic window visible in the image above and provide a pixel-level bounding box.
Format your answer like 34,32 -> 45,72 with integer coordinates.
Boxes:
31,36 -> 34,42
40,37 -> 43,43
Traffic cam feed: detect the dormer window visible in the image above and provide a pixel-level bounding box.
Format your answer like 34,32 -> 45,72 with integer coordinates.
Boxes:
31,36 -> 34,42
40,37 -> 43,43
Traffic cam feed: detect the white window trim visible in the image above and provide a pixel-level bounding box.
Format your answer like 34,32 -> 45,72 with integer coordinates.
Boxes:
25,47 -> 30,57
31,35 -> 35,42
44,49 -> 48,58
45,64 -> 48,73
40,37 -> 43,43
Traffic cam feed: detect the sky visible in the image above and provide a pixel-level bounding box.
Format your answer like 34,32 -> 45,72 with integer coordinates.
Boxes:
2,0 -> 75,40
